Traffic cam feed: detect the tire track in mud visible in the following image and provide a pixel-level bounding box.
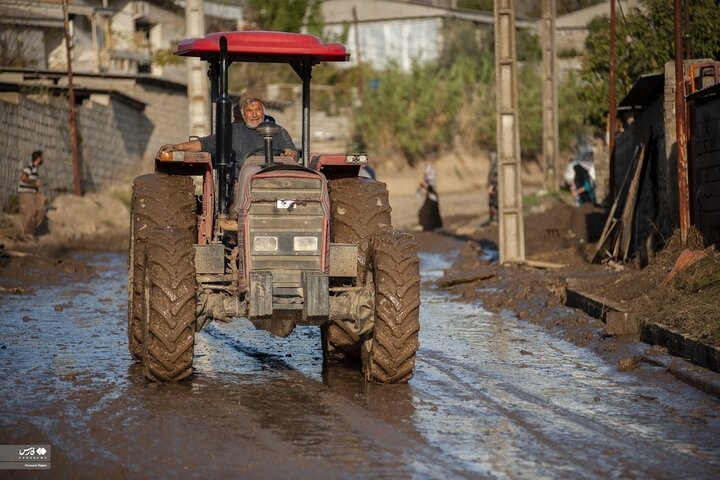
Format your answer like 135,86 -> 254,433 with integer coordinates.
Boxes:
415,252 -> 720,479
201,324 -> 480,479
418,348 -> 717,478
203,325 -> 296,371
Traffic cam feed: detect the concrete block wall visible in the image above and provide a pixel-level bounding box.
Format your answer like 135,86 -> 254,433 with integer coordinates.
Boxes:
663,62 -> 681,229
132,82 -> 189,172
689,84 -> 720,246
1,95 -> 79,209
0,77 -> 190,211
1,93 -> 147,211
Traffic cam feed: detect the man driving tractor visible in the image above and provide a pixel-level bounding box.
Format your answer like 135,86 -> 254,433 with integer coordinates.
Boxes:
157,97 -> 298,166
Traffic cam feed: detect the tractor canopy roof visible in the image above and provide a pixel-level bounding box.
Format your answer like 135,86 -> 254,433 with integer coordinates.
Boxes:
176,31 -> 350,64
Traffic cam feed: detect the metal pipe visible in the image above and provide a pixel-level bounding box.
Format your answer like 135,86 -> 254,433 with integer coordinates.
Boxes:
674,0 -> 690,244
215,36 -> 232,216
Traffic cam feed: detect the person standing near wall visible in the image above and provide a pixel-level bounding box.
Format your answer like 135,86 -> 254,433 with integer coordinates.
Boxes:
18,150 -> 46,238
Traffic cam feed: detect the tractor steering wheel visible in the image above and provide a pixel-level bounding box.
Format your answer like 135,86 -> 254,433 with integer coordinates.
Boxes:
245,147 -> 284,160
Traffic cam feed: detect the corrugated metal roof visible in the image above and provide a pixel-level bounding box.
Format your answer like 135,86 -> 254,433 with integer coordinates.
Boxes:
618,73 -> 663,109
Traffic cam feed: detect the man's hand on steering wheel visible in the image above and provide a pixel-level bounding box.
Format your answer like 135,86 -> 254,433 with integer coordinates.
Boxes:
282,148 -> 298,161
246,147 -> 298,161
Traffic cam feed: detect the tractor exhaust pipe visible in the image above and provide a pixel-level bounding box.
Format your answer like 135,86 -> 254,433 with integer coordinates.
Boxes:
215,36 -> 232,216
257,121 -> 280,167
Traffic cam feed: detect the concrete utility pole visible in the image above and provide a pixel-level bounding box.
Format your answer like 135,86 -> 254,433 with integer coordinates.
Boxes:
673,0 -> 690,244
494,0 -> 525,263
541,0 -> 558,192
352,7 -> 365,103
186,0 -> 210,136
62,0 -> 82,196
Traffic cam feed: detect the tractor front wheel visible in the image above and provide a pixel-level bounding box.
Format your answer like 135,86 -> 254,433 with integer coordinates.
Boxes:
362,231 -> 420,384
128,174 -> 195,360
141,226 -> 197,382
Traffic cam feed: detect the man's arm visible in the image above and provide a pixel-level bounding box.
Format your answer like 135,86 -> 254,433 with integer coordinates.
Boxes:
20,170 -> 42,189
156,139 -> 202,158
278,127 -> 299,161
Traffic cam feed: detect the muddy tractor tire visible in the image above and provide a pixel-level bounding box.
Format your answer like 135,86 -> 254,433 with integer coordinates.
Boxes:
362,230 -> 420,384
128,174 -> 195,360
141,226 -> 197,382
323,177 -> 392,363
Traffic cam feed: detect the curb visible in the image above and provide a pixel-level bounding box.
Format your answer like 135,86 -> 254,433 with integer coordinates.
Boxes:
641,350 -> 720,399
566,287 -> 720,400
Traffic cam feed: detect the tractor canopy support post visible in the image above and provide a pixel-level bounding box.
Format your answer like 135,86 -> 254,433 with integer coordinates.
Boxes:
292,62 -> 312,167
209,60 -> 218,135
215,36 -> 232,216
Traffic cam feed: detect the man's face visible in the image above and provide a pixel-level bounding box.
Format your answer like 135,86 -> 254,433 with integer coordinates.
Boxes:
242,101 -> 264,129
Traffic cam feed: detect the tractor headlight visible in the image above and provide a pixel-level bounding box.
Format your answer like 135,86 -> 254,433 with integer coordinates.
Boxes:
293,236 -> 318,252
345,153 -> 368,164
254,236 -> 278,252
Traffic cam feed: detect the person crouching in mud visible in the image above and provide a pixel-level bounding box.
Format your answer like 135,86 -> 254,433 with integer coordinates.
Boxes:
417,163 -> 442,231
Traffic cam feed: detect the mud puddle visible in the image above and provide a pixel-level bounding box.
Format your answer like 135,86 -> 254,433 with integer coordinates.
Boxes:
1,251 -> 719,478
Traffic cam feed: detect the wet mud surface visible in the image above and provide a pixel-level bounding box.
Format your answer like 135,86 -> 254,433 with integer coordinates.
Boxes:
1,249 -> 720,478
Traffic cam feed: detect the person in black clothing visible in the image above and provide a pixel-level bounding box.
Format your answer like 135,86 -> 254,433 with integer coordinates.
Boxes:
487,152 -> 499,225
417,163 -> 442,231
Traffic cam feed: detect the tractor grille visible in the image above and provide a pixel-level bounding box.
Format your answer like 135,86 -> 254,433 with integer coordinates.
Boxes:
248,176 -> 325,289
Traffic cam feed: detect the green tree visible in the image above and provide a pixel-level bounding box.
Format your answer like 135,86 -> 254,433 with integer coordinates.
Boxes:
245,0 -> 323,34
231,1 -> 326,97
580,0 -> 720,132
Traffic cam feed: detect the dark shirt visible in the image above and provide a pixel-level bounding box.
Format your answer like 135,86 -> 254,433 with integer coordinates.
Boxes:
199,122 -> 297,170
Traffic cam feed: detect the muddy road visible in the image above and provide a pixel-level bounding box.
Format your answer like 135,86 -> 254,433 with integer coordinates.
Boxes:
1,249 -> 719,479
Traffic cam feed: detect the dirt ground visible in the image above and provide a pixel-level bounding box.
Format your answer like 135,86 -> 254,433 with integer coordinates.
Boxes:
429,206 -> 720,354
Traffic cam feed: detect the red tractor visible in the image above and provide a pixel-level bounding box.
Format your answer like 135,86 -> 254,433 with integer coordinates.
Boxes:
128,31 -> 420,383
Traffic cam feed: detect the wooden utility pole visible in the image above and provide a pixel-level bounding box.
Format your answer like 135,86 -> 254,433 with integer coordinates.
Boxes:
674,0 -> 690,244
62,0 -> 82,196
186,0 -> 209,136
541,0 -> 558,192
494,0 -> 525,263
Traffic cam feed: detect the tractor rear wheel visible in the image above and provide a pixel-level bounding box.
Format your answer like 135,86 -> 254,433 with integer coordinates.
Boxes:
141,226 -> 197,382
323,177 -> 392,363
128,174 -> 195,360
362,230 -> 420,384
